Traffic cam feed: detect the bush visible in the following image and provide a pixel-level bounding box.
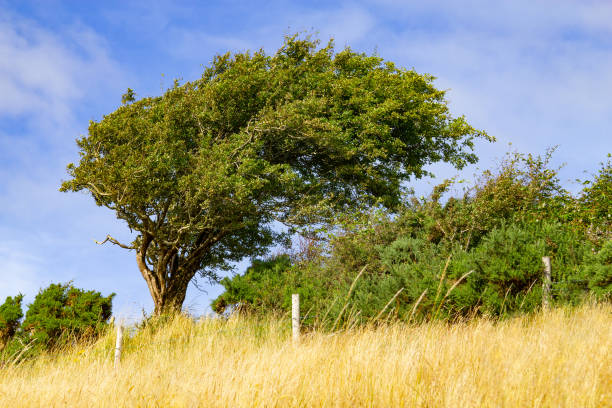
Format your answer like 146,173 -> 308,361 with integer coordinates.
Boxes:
212,255 -> 335,326
213,151 -> 611,326
575,154 -> 612,244
451,221 -> 590,316
0,295 -> 24,349
581,240 -> 612,299
212,256 -> 294,314
337,220 -> 592,321
21,283 -> 114,348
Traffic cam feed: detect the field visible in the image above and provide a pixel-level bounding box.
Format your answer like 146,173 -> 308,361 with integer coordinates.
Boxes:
0,304 -> 610,407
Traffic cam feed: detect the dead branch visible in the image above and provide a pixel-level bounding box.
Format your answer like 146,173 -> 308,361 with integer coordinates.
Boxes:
94,234 -> 135,249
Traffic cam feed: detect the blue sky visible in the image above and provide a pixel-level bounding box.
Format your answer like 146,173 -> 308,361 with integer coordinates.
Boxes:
1,0 -> 610,321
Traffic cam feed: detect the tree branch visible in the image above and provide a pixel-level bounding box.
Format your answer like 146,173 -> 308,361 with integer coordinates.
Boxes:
156,200 -> 172,229
182,230 -> 226,271
94,234 -> 135,249
87,183 -> 112,197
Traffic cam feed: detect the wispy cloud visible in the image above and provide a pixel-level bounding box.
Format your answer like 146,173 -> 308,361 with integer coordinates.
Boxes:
352,0 -> 612,187
162,2 -> 378,66
0,12 -> 130,309
0,14 -> 123,129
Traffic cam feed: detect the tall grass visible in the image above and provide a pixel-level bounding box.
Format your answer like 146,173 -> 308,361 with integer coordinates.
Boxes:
0,304 -> 610,407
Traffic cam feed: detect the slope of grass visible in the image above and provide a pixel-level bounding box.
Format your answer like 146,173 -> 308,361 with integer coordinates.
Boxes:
0,304 -> 610,407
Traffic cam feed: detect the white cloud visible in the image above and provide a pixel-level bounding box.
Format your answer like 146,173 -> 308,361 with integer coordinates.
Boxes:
0,12 -> 133,313
164,3 -> 378,65
166,30 -> 252,62
299,4 -> 377,47
356,0 -> 612,177
0,14 -> 124,128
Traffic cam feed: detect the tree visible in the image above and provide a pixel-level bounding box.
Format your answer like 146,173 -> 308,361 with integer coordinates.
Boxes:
61,34 -> 490,315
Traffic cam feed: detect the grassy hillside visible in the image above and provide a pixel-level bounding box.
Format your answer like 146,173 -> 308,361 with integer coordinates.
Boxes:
0,304 -> 610,407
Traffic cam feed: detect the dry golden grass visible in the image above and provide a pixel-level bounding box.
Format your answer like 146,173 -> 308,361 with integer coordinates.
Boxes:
0,304 -> 610,407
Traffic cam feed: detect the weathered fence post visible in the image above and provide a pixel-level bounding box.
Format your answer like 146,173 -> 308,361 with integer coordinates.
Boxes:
542,256 -> 552,310
114,324 -> 123,368
292,293 -> 300,343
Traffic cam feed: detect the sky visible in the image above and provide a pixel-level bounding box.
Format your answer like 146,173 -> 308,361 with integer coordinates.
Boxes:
1,0 -> 610,321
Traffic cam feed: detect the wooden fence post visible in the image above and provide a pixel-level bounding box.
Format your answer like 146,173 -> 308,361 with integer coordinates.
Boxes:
114,324 -> 123,368
292,294 -> 300,343
542,256 -> 552,310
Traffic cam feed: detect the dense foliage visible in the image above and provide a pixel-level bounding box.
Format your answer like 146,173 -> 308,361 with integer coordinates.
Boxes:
212,256 -> 293,314
0,295 -> 23,348
21,283 -> 114,347
1,283 -> 114,362
61,34 -> 489,314
574,154 -> 612,244
214,151 -> 611,325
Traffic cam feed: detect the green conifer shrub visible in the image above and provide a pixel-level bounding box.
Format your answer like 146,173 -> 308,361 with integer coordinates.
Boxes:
212,256 -> 294,314
0,295 -> 24,349
580,240 -> 612,299
21,283 -> 114,348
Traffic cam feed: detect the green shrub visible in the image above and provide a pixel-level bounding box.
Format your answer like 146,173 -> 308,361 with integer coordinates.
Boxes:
580,240 -> 612,299
212,256 -> 294,314
455,221 -> 590,316
0,295 -> 24,348
394,149 -> 574,253
575,154 -> 612,244
213,151 -> 611,326
212,255 -> 337,326
21,283 -> 114,349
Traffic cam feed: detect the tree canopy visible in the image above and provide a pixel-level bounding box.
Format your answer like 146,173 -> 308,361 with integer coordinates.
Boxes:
61,34 -> 489,314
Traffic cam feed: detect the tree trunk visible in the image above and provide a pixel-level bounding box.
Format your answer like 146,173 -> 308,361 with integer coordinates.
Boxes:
151,283 -> 189,316
136,239 -> 196,316
141,265 -> 194,316
134,231 -> 221,316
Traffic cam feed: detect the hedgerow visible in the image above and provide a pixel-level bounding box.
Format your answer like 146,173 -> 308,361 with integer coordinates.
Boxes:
213,150 -> 611,325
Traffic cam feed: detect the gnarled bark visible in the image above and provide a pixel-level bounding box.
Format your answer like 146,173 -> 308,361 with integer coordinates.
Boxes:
135,231 -> 219,315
